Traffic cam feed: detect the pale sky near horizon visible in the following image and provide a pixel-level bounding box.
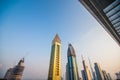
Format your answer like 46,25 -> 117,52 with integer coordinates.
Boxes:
0,0 -> 120,80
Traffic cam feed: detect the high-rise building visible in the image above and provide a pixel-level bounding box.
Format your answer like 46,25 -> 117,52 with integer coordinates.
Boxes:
94,63 -> 104,80
88,58 -> 96,80
115,72 -> 120,80
82,56 -> 92,80
66,44 -> 79,80
48,34 -> 61,80
107,73 -> 112,80
102,70 -> 109,80
79,0 -> 120,46
102,70 -> 112,80
4,58 -> 25,80
93,71 -> 97,80
81,70 -> 86,80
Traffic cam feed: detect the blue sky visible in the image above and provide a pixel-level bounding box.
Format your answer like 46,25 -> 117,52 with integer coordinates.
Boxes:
0,0 -> 120,79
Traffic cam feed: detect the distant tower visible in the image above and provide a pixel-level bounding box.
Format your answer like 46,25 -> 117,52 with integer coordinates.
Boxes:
88,58 -> 96,80
94,63 -> 104,80
102,70 -> 108,80
66,44 -> 79,80
48,34 -> 61,80
107,73 -> 112,80
115,72 -> 120,80
81,70 -> 86,80
102,70 -> 112,80
4,58 -> 25,80
82,56 -> 92,80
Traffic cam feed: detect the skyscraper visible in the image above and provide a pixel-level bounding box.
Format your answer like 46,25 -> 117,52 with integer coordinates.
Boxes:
102,70 -> 112,80
115,72 -> 120,80
94,63 -> 104,80
102,70 -> 109,80
79,0 -> 120,46
48,34 -> 61,80
107,73 -> 112,80
66,44 -> 79,80
82,56 -> 92,80
81,70 -> 86,80
4,58 -> 25,80
88,58 -> 96,80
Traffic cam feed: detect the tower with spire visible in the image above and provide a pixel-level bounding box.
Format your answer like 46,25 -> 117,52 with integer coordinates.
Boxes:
88,58 -> 96,80
81,56 -> 92,80
66,44 -> 79,80
48,34 -> 61,80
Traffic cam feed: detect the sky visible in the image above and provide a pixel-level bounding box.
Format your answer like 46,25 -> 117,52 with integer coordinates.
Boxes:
0,0 -> 120,80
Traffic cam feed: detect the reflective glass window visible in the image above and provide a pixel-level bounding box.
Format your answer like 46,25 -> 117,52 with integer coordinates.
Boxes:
103,0 -> 120,13
109,11 -> 120,21
69,57 -> 72,67
111,17 -> 120,25
114,22 -> 120,28
116,28 -> 120,33
115,26 -> 120,30
106,5 -> 120,17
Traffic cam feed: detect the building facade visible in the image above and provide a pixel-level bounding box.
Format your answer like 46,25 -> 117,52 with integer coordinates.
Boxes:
102,70 -> 112,80
79,0 -> 120,46
48,34 -> 61,80
66,44 -> 79,80
115,72 -> 120,80
4,58 -> 25,80
81,70 -> 86,80
94,63 -> 104,80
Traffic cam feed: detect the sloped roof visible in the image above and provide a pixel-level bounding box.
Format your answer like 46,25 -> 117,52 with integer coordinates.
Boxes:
52,34 -> 61,43
67,44 -> 76,57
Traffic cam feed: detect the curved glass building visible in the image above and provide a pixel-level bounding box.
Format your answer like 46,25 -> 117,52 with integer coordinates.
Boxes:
66,44 -> 79,80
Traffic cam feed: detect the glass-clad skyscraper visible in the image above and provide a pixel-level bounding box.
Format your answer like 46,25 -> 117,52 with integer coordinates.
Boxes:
94,63 -> 104,80
81,70 -> 86,80
66,44 -> 79,80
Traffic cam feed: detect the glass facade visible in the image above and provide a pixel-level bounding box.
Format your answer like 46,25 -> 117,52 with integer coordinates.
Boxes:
67,44 -> 79,80
94,63 -> 104,80
103,0 -> 120,35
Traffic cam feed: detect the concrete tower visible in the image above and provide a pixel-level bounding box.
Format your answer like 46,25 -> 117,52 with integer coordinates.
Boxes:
48,34 -> 61,80
4,58 -> 25,80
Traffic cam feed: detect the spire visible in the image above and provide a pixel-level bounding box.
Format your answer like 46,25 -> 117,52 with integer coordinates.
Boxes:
81,54 -> 84,61
52,34 -> 61,44
18,58 -> 24,66
67,43 -> 76,57
88,58 -> 94,80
